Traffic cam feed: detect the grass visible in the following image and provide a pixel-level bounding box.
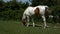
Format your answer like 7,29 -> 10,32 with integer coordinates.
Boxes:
0,20 -> 60,34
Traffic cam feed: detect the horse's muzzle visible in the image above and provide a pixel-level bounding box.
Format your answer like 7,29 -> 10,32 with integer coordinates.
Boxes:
22,19 -> 26,26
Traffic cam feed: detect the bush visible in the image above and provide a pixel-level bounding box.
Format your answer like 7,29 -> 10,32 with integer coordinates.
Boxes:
0,8 -> 25,20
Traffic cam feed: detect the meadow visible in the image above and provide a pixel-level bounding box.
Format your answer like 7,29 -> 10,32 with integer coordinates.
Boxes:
0,20 -> 60,34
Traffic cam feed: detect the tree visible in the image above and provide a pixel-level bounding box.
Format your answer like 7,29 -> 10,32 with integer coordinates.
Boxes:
31,0 -> 58,6
0,0 -> 6,12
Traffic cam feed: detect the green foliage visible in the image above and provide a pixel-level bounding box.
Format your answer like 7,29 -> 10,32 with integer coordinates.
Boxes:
50,5 -> 60,15
0,8 -> 25,20
0,0 -> 29,20
49,5 -> 60,23
31,0 -> 60,6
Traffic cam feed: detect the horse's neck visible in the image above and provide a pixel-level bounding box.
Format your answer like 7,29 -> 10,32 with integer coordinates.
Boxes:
24,7 -> 34,16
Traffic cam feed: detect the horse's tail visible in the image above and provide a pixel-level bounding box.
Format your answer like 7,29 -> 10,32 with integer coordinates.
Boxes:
22,14 -> 26,26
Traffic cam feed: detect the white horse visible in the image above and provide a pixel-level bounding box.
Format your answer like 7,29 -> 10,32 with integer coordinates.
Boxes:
22,5 -> 49,28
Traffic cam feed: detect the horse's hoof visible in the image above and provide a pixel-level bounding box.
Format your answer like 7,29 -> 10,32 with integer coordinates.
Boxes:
27,25 -> 29,27
33,25 -> 35,27
43,27 -> 46,29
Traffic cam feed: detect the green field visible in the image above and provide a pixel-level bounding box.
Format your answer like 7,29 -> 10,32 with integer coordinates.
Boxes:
0,20 -> 60,34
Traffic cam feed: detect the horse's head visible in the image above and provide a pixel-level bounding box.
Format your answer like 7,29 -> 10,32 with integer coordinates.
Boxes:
22,18 -> 26,26
34,7 -> 40,15
22,14 -> 26,26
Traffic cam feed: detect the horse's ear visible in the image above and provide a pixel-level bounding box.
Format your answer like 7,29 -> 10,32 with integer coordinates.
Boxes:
34,7 -> 40,15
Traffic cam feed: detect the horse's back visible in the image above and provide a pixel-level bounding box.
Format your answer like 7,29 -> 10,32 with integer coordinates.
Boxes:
36,5 -> 48,14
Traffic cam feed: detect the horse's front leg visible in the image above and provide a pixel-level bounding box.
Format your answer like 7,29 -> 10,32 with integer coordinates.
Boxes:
26,16 -> 30,27
31,17 -> 35,27
42,15 -> 47,29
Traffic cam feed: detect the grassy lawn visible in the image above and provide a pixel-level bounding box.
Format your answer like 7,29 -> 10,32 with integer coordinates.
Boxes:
0,20 -> 60,34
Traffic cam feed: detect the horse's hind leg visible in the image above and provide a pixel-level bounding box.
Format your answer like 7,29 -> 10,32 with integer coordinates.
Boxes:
26,16 -> 30,27
42,15 -> 47,29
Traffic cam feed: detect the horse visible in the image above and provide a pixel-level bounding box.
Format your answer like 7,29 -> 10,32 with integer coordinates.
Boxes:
22,5 -> 49,28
